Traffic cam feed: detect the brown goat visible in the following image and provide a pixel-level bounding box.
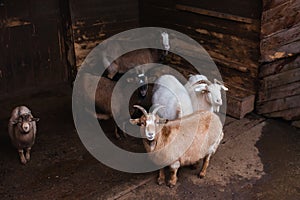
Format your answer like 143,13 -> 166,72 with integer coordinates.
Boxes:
130,105 -> 224,187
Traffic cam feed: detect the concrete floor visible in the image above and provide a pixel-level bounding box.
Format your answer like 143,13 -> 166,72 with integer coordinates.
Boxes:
0,88 -> 299,200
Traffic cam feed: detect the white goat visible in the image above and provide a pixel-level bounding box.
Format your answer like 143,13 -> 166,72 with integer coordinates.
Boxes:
152,75 -> 193,120
8,106 -> 39,164
130,105 -> 224,187
185,75 -> 228,112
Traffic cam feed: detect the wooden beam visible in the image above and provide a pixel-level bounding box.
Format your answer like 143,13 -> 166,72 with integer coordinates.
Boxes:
262,68 -> 300,89
257,94 -> 300,114
176,4 -> 258,24
263,107 -> 300,120
226,86 -> 256,119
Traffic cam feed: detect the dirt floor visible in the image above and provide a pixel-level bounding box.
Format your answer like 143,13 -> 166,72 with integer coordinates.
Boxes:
0,88 -> 299,200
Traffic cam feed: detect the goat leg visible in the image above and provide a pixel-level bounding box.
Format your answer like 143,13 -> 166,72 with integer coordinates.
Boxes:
157,168 -> 165,185
18,149 -> 27,164
25,147 -> 31,161
122,122 -> 127,138
114,126 -> 121,140
168,161 -> 180,187
199,154 -> 211,178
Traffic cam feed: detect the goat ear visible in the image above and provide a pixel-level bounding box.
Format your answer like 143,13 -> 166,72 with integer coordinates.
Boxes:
130,118 -> 140,125
11,120 -> 19,125
32,117 -> 40,122
158,118 -> 168,124
221,85 -> 228,91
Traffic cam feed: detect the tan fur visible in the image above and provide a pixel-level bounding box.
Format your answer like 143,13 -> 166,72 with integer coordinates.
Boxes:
135,110 -> 223,186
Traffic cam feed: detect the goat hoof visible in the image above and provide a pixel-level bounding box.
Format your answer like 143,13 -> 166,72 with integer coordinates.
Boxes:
198,172 -> 205,179
167,180 -> 177,188
167,182 -> 176,188
157,178 -> 165,185
20,158 -> 27,165
115,134 -> 121,140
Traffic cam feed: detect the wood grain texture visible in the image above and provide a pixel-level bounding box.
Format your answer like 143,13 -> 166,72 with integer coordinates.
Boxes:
257,0 -> 300,121
140,0 -> 261,118
0,0 -> 69,99
69,0 -> 139,68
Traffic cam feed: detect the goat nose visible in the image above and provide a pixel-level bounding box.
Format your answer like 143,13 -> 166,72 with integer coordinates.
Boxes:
148,132 -> 154,136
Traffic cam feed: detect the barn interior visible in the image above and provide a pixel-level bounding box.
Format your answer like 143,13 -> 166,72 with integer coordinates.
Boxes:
0,0 -> 299,199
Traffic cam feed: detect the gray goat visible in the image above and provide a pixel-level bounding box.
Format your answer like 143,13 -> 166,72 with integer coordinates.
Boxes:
8,106 -> 39,164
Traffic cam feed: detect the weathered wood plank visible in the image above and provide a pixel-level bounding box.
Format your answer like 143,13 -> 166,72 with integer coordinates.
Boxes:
176,4 -> 258,24
261,68 -> 300,89
69,0 -> 138,19
258,0 -> 300,121
263,0 -> 291,11
261,23 -> 300,49
69,0 -> 139,68
258,81 -> 300,103
158,23 -> 260,78
259,55 -> 300,78
220,66 -> 258,94
262,11 -> 300,37
176,0 -> 262,19
140,0 -> 261,119
262,40 -> 300,63
73,19 -> 138,43
262,0 -> 299,24
226,86 -> 256,119
260,24 -> 300,62
141,4 -> 260,40
264,107 -> 300,120
0,0 -> 69,100
140,3 -> 260,81
257,94 -> 300,114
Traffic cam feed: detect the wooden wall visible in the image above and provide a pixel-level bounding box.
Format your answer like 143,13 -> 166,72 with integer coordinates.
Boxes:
140,0 -> 262,118
69,0 -> 140,68
257,0 -> 300,125
0,0 -> 70,99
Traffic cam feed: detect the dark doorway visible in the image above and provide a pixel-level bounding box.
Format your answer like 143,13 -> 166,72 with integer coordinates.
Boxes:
0,0 -> 73,99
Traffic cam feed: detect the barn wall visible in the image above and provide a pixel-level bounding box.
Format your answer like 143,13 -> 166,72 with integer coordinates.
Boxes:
69,0 -> 140,68
139,0 -> 262,118
0,0 -> 70,99
257,0 -> 300,125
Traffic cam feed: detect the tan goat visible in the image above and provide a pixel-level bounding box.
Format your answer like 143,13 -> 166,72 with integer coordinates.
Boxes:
130,105 -> 224,187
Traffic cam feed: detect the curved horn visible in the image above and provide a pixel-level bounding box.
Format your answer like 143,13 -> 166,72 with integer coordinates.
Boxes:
214,79 -> 224,85
152,105 -> 165,115
133,105 -> 148,116
214,79 -> 228,91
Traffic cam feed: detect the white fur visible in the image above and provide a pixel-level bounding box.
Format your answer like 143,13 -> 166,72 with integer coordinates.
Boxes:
152,75 -> 193,120
185,75 -> 228,113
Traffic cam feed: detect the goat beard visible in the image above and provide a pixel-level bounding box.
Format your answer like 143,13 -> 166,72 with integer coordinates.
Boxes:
143,139 -> 157,152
